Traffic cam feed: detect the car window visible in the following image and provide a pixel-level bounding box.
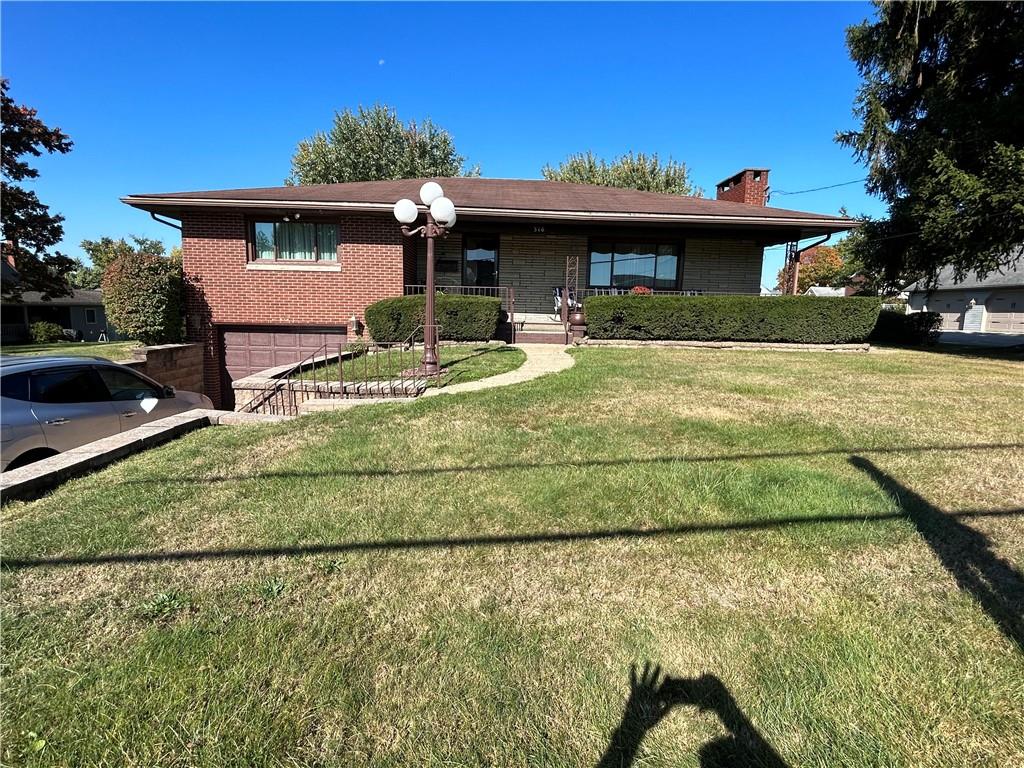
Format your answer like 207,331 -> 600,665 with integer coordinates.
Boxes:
30,367 -> 109,404
1,372 -> 30,401
96,367 -> 161,402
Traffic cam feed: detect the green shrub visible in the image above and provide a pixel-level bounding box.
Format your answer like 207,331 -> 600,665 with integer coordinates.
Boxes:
583,295 -> 883,344
870,309 -> 942,346
29,321 -> 65,344
364,294 -> 501,342
101,251 -> 183,345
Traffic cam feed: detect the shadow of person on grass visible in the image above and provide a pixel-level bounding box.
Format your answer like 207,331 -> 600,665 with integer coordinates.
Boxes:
850,456 -> 1024,652
596,663 -> 789,768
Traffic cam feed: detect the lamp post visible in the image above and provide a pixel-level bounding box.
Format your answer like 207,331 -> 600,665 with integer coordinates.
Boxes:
394,181 -> 457,375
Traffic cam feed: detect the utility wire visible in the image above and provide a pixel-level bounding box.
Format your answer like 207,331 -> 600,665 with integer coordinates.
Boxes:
771,178 -> 867,196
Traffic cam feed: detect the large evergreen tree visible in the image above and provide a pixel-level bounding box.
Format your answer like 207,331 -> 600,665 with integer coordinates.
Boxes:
287,104 -> 478,184
838,1 -> 1024,286
542,151 -> 700,196
1,78 -> 75,299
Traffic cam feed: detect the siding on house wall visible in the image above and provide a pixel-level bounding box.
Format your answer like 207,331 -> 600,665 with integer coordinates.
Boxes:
181,211 -> 404,406
498,233 -> 588,314
681,238 -> 763,295
414,232 -> 464,286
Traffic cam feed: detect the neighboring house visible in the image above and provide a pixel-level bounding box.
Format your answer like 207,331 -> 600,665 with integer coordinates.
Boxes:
804,286 -> 846,297
905,252 -> 1024,333
760,285 -> 781,296
122,169 -> 855,407
0,289 -> 114,343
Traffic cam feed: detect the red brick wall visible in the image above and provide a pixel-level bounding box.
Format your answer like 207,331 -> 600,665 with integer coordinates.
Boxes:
716,169 -> 769,206
181,211 -> 404,406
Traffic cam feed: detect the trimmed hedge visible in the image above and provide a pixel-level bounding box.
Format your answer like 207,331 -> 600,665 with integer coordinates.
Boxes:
365,294 -> 502,342
583,295 -> 883,344
870,309 -> 942,346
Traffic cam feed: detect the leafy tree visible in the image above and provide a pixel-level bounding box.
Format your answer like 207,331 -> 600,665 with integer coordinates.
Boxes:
837,1 -> 1024,285
1,78 -> 74,299
102,251 -> 182,345
68,259 -> 103,289
542,151 -> 701,196
79,235 -> 165,282
288,104 -> 479,184
775,245 -> 847,294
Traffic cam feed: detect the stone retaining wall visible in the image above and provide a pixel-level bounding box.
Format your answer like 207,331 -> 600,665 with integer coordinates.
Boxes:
120,343 -> 205,393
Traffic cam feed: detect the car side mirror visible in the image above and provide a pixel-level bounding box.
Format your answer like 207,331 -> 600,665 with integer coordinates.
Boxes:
163,385 -> 176,398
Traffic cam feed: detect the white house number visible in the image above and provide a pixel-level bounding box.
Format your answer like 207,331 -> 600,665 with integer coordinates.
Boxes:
533,226 -> 545,233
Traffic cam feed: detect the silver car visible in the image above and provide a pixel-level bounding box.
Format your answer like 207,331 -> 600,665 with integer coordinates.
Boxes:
0,355 -> 213,471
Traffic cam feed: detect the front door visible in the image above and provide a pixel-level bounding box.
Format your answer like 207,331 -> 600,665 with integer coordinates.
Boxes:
463,235 -> 498,287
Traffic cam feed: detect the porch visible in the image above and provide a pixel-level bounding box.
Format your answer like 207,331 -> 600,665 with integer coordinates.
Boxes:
406,229 -> 766,343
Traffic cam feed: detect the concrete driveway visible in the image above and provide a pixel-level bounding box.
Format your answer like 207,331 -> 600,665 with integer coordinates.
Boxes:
937,331 -> 1024,348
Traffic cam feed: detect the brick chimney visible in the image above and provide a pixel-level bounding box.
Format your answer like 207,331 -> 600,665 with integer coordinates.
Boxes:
716,168 -> 770,206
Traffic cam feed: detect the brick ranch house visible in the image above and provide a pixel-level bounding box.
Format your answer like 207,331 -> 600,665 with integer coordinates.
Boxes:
122,169 -> 855,408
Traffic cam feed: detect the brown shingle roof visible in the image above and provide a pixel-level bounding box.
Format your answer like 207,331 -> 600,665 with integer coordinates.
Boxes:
123,178 -> 856,234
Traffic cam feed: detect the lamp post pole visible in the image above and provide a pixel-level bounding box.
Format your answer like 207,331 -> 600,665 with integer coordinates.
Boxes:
394,182 -> 457,376
421,211 -> 440,373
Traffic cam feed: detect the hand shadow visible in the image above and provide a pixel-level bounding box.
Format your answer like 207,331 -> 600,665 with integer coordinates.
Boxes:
596,665 -> 790,768
663,674 -> 790,768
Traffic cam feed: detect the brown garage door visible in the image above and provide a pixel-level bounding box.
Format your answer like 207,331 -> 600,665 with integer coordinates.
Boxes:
219,326 -> 347,404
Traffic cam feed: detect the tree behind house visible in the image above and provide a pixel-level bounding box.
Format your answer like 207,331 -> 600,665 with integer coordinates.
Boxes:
775,245 -> 847,294
288,104 -> 479,184
0,78 -> 75,300
837,1 -> 1024,285
542,151 -> 701,196
102,250 -> 183,345
73,235 -> 165,289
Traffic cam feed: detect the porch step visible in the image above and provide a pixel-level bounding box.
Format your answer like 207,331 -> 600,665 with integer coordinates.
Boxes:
520,322 -> 567,333
515,330 -> 569,344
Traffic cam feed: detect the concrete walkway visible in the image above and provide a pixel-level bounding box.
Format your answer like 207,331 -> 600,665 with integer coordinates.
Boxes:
422,343 -> 575,397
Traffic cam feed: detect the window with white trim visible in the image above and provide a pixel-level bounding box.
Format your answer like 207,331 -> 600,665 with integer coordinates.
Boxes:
252,221 -> 338,261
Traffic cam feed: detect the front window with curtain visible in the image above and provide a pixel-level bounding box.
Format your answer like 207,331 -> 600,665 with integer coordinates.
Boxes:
253,221 -> 338,261
589,241 -> 680,289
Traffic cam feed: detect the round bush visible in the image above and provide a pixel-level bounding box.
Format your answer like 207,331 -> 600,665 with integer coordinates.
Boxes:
29,321 -> 64,344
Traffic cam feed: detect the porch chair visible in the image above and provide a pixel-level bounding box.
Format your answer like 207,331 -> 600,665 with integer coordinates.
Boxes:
553,287 -> 581,316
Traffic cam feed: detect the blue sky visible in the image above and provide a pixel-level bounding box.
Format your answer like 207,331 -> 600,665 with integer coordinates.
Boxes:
2,1 -> 885,286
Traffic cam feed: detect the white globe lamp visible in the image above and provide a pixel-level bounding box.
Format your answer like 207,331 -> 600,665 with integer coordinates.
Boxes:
393,198 -> 418,224
419,181 -> 444,206
429,196 -> 456,225
446,212 -> 457,229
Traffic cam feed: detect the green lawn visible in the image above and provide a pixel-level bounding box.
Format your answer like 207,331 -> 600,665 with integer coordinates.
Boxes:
2,347 -> 1022,767
300,342 -> 526,387
1,340 -> 140,361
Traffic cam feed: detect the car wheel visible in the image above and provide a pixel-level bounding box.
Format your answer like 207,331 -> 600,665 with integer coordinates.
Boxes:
5,448 -> 59,471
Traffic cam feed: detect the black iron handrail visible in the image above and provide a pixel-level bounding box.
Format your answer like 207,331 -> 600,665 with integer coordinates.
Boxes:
240,342 -> 332,415
338,324 -> 443,400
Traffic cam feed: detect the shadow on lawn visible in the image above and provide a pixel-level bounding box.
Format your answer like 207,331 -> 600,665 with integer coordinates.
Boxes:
851,456 -> 1024,653
597,663 -> 789,768
4,508 -> 1020,571
442,344 -> 520,384
114,441 -> 1024,486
